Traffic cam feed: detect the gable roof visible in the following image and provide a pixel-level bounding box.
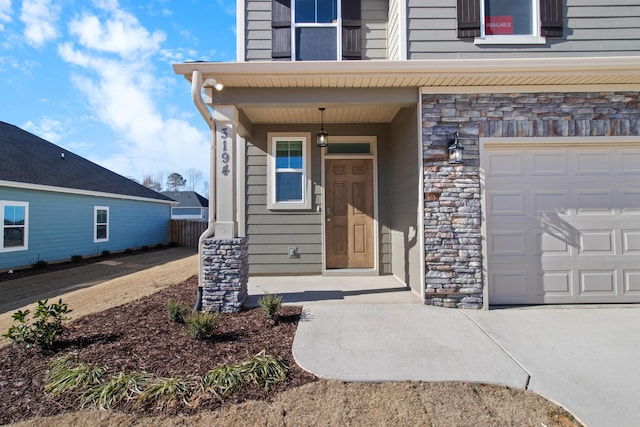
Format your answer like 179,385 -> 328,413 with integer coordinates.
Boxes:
0,121 -> 172,203
161,191 -> 208,208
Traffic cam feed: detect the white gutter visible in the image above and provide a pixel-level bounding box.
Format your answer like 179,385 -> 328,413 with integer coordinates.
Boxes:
190,70 -> 223,310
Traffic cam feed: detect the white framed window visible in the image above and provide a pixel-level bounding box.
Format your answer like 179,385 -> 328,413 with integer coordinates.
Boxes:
476,0 -> 545,44
293,0 -> 339,60
94,206 -> 109,242
267,132 -> 312,210
1,201 -> 28,252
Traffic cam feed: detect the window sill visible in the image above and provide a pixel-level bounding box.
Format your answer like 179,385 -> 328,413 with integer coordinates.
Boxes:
267,202 -> 312,211
474,36 -> 546,45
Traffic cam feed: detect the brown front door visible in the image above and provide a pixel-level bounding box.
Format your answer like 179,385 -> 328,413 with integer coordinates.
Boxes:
325,158 -> 375,269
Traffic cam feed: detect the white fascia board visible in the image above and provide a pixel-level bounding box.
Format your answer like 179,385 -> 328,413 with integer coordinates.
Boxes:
173,56 -> 640,81
236,0 -> 245,62
0,180 -> 175,205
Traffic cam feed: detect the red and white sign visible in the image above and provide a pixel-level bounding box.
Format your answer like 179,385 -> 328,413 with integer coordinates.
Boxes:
485,15 -> 513,35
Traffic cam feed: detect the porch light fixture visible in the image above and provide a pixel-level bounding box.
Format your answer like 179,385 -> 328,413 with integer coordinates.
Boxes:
316,107 -> 329,148
447,132 -> 464,164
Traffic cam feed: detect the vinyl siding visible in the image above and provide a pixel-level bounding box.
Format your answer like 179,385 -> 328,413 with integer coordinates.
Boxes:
0,186 -> 170,270
387,0 -> 401,60
388,107 -> 421,294
244,0 -> 390,61
245,123 -> 392,275
407,0 -> 640,59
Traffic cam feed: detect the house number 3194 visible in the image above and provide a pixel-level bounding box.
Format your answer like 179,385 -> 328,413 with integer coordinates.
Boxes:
220,127 -> 231,176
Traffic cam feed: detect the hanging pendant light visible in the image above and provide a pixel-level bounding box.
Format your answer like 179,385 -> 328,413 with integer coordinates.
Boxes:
316,107 -> 329,148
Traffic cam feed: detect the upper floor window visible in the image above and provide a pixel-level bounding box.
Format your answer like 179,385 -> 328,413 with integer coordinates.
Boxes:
94,206 -> 109,243
271,0 -> 361,61
294,0 -> 338,60
457,0 -> 563,43
1,201 -> 28,252
267,133 -> 312,210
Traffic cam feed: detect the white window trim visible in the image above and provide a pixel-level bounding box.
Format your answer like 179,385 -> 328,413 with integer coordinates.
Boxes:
0,200 -> 28,253
474,0 -> 546,45
267,132 -> 313,210
94,206 -> 109,243
291,0 -> 342,61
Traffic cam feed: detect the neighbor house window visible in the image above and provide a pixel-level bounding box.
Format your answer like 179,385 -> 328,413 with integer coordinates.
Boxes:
271,0 -> 361,60
1,201 -> 28,252
94,206 -> 109,242
267,133 -> 312,210
457,0 -> 563,42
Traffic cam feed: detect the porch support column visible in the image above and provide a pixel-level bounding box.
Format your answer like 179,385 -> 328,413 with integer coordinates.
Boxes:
201,104 -> 248,313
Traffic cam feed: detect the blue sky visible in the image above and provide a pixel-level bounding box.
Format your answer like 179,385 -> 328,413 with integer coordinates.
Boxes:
1,0 -> 236,193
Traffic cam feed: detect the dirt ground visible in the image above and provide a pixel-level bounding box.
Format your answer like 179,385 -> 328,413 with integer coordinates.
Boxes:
1,251 -> 581,426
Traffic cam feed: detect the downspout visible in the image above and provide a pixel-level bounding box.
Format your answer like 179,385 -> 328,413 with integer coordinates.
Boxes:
191,70 -> 218,312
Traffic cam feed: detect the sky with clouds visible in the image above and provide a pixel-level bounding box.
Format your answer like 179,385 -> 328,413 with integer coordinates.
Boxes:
1,0 -> 236,193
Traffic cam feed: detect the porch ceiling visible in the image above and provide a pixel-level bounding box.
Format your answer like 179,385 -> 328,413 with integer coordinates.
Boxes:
173,57 -> 640,124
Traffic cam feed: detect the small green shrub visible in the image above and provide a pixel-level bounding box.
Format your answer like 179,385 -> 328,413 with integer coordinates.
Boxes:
165,299 -> 191,324
3,299 -> 72,348
258,293 -> 283,322
101,250 -> 111,257
70,254 -> 83,263
31,259 -> 48,270
124,248 -> 133,254
185,311 -> 219,340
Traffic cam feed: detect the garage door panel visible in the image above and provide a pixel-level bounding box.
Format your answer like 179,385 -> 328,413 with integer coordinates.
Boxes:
579,231 -> 615,255
575,151 -> 612,175
622,230 -> 640,253
575,190 -> 614,214
579,270 -> 617,295
621,191 -> 640,214
624,270 -> 640,294
531,151 -> 569,176
485,142 -> 640,305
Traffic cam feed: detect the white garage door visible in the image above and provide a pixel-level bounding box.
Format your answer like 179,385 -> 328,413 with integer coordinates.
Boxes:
484,141 -> 640,305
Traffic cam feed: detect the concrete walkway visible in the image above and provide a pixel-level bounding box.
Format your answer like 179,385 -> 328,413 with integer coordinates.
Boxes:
288,288 -> 640,427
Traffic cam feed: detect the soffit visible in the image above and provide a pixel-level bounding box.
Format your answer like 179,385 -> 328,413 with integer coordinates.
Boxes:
173,57 -> 640,124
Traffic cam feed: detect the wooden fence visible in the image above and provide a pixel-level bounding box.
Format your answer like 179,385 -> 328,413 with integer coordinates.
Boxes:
170,220 -> 208,248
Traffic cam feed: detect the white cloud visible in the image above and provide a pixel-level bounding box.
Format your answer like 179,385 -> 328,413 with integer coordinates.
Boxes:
23,117 -> 65,143
58,3 -> 208,180
20,0 -> 60,47
0,0 -> 12,31
68,8 -> 165,59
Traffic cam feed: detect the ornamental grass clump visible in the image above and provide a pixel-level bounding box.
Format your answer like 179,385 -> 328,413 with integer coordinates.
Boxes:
138,375 -> 197,409
82,371 -> 150,410
164,299 -> 191,323
3,299 -> 72,349
45,353 -> 106,398
258,293 -> 283,323
185,311 -> 219,340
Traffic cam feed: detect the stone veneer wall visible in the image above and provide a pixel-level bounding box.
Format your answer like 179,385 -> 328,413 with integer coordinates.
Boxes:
201,237 -> 249,313
422,91 -> 640,309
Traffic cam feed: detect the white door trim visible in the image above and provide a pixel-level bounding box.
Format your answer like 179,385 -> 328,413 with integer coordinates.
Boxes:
321,136 -> 379,275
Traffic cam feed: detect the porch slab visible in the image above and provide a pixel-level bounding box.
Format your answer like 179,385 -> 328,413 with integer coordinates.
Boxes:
245,275 -> 422,306
292,303 -> 530,387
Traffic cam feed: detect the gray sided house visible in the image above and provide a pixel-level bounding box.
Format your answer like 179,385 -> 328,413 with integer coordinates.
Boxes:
162,191 -> 209,220
0,122 -> 173,271
174,0 -> 640,311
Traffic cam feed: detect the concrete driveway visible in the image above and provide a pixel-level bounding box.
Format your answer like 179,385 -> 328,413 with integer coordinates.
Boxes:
292,299 -> 640,427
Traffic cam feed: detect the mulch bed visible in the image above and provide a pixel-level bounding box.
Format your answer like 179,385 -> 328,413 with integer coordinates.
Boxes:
0,276 -> 317,425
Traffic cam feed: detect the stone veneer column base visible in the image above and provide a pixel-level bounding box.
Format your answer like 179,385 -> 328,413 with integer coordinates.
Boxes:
200,237 -> 248,313
424,291 -> 483,309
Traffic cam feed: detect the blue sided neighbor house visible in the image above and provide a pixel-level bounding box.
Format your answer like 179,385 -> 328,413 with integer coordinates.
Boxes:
0,121 -> 174,271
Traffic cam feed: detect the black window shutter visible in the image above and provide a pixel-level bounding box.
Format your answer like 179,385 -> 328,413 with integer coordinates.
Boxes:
540,0 -> 563,37
342,0 -> 361,60
272,0 -> 291,60
457,0 -> 480,38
